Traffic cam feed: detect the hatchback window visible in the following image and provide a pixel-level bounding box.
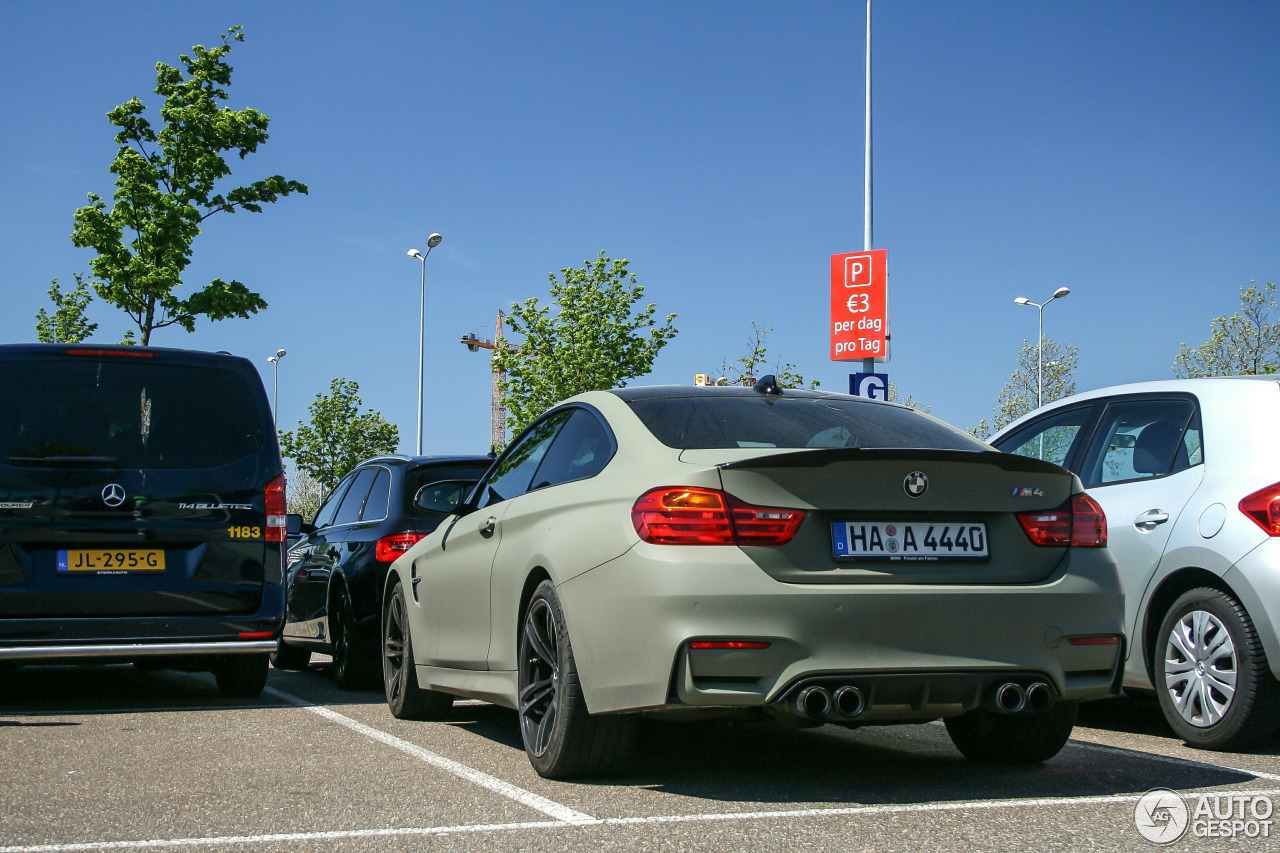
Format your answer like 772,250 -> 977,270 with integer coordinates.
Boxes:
333,469 -> 377,525
993,406 -> 1092,468
1081,399 -> 1197,487
529,409 -> 615,490
476,411 -> 571,508
627,396 -> 983,451
0,358 -> 263,469
361,468 -> 391,521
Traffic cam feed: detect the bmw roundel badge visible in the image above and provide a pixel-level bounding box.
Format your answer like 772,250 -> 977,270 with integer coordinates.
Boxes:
903,471 -> 928,498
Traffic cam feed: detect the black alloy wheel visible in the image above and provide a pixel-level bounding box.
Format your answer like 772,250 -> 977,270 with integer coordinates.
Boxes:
517,580 -> 634,778
330,585 -> 370,689
382,581 -> 452,720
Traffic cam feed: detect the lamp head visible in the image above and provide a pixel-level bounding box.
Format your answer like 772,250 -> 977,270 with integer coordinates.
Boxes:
276,348 -> 287,359
427,233 -> 443,249
1013,297 -> 1030,306
267,356 -> 277,364
1052,286 -> 1071,299
407,248 -> 423,260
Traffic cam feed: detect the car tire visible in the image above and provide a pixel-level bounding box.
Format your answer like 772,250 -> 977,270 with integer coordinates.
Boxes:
1154,587 -> 1280,750
518,580 -> 635,779
270,638 -> 311,671
330,584 -> 375,689
945,700 -> 1078,764
383,581 -> 453,720
214,653 -> 270,698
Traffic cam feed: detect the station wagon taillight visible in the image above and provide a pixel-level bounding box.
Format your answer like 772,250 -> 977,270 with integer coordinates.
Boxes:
265,473 -> 287,542
1016,493 -> 1107,548
376,532 -> 427,562
631,486 -> 806,546
1240,482 -> 1280,536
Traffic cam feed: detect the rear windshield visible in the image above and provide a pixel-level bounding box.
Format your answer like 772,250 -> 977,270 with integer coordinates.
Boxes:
404,461 -> 493,518
0,357 -> 265,469
627,396 -> 985,452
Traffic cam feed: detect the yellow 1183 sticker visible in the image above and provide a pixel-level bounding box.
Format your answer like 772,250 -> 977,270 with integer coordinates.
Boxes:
228,526 -> 262,539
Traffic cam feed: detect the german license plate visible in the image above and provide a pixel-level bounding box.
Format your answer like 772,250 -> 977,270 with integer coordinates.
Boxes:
57,549 -> 166,573
831,522 -> 989,562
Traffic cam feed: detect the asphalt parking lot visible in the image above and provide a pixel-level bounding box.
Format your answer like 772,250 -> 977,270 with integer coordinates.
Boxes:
4,659 -> 1280,852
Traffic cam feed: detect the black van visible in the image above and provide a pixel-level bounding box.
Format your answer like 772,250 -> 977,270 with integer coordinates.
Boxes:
0,344 -> 287,696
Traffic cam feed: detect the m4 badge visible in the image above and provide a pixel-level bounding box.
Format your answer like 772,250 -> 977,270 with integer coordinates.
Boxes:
1012,487 -> 1045,498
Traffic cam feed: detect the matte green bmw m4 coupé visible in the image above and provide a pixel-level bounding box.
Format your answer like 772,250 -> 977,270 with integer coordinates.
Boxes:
382,380 -> 1125,778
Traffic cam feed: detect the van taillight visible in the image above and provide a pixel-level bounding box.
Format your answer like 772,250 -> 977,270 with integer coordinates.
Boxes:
265,473 -> 287,542
631,487 -> 806,546
376,533 -> 427,562
1017,493 -> 1107,547
1240,482 -> 1280,536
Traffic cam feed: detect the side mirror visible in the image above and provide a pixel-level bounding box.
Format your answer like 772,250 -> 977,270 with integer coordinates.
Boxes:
285,514 -> 312,535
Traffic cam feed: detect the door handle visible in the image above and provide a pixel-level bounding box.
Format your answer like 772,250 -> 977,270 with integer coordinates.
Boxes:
1134,510 -> 1170,530
480,516 -> 497,535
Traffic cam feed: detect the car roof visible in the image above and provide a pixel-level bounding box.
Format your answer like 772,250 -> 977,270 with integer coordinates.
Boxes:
605,384 -> 906,407
358,454 -> 493,468
994,375 -> 1280,439
0,342 -> 255,369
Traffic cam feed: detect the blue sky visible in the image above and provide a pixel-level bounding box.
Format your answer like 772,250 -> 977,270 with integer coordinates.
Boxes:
2,1 -> 1278,455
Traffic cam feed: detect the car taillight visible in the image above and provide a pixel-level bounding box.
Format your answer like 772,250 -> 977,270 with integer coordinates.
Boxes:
631,487 -> 805,546
376,532 -> 427,562
1240,482 -> 1280,536
265,472 -> 287,542
1017,494 -> 1107,548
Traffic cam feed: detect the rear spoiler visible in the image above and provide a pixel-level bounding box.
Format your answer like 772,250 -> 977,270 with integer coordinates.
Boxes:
718,448 -> 1068,475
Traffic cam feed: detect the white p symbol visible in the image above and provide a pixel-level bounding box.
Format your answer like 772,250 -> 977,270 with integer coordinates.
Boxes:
845,255 -> 872,288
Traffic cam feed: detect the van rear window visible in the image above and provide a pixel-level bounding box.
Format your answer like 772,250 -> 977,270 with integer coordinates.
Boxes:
0,358 -> 264,469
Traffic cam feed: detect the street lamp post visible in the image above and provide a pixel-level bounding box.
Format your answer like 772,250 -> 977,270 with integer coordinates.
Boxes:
266,348 -> 286,426
407,233 -> 443,456
1013,287 -> 1070,408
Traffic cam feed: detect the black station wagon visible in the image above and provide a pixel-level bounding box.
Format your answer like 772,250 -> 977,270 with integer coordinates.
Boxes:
0,344 -> 287,696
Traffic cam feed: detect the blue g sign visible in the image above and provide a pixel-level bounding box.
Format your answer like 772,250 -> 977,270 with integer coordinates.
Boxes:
850,372 -> 889,400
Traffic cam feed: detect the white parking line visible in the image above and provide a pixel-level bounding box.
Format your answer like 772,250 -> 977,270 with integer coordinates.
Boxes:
261,686 -> 594,824
5,787 -> 1280,852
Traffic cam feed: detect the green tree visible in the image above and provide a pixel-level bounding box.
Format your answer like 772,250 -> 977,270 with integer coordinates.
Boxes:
70,26 -> 307,345
493,252 -> 678,438
971,337 -> 1078,441
1174,281 -> 1280,377
35,274 -> 98,343
285,466 -> 324,522
886,380 -> 930,414
278,379 -> 399,491
713,322 -> 819,389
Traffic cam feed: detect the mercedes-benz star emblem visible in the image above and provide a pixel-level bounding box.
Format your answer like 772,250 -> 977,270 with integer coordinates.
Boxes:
903,471 -> 928,498
101,483 -> 126,507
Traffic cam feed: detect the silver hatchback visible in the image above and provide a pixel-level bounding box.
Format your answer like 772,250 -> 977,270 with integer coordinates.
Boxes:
992,376 -> 1280,749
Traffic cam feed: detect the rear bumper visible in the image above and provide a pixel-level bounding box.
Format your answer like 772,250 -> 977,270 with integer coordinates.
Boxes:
556,543 -> 1125,715
0,640 -> 275,661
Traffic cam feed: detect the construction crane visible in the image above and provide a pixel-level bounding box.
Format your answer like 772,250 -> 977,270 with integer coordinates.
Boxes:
460,310 -> 519,452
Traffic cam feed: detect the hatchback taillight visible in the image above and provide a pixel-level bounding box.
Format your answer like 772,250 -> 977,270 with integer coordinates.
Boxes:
265,472 -> 287,542
1240,482 -> 1280,536
631,487 -> 805,546
376,532 -> 427,562
1017,493 -> 1107,548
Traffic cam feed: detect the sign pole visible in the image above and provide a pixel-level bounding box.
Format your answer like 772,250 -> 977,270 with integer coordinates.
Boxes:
861,0 -> 875,376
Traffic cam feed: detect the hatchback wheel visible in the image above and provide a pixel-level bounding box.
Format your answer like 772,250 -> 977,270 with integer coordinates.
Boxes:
270,638 -> 311,671
945,700 -> 1078,764
383,581 -> 453,720
330,585 -> 374,689
1155,588 -> 1280,749
214,653 -> 270,698
518,580 -> 634,779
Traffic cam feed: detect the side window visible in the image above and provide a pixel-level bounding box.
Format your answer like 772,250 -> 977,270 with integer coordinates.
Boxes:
992,406 -> 1091,468
476,411 -> 571,509
528,408 -> 615,490
333,468 -> 377,526
312,473 -> 356,529
360,468 -> 391,521
1182,411 -> 1204,467
1080,399 -> 1197,487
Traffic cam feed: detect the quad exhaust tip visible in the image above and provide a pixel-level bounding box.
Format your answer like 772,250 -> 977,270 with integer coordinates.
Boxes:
994,682 -> 1026,714
832,686 -> 865,718
1025,681 -> 1053,712
796,686 -> 832,719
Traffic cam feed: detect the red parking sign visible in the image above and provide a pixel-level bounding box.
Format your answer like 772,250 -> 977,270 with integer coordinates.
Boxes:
830,249 -> 888,362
